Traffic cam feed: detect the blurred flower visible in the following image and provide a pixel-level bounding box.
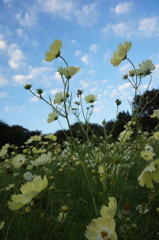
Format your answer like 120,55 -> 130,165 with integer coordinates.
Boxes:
25,135 -> 42,144
110,42 -> 132,66
137,60 -> 155,77
151,109 -> 159,119
12,154 -> 26,169
47,112 -> 58,123
98,165 -> 105,174
138,161 -> 159,188
100,197 -> 117,219
118,129 -> 133,142
136,204 -> 149,214
31,152 -> 52,167
61,205 -> 68,212
54,92 -> 65,104
140,150 -> 155,161
58,66 -> 80,79
8,175 -> 48,211
45,134 -> 57,141
23,171 -> 33,181
152,131 -> 159,140
45,39 -> 62,62
85,217 -> 117,240
85,94 -> 97,103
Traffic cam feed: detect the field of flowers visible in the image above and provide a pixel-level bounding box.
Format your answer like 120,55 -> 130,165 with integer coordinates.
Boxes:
0,40 -> 159,240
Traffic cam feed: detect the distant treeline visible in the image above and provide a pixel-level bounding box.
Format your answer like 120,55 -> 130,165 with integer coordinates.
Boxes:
0,89 -> 159,148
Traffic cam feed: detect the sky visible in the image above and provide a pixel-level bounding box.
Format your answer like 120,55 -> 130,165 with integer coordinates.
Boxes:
0,0 -> 159,134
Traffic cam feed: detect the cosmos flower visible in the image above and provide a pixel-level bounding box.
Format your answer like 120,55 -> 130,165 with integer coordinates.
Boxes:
138,161 -> 159,188
45,39 -> 62,62
100,197 -> 117,219
12,154 -> 26,169
54,92 -> 65,104
151,109 -> 159,119
8,175 -> 48,211
31,152 -> 52,167
85,217 -> 117,240
85,94 -> 97,103
140,150 -> 155,161
137,60 -> 155,77
58,66 -> 80,79
47,111 -> 58,123
110,41 -> 132,66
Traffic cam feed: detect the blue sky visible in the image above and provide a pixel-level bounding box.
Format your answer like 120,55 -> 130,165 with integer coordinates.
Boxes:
0,0 -> 159,134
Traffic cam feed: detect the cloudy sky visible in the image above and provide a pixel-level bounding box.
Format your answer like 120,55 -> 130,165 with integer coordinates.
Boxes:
0,0 -> 159,134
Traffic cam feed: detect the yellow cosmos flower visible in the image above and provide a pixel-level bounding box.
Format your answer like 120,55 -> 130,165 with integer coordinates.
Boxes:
152,131 -> 159,140
47,111 -> 58,123
151,109 -> 159,119
85,94 -> 97,103
100,197 -> 117,219
45,39 -> 62,62
138,162 -> 159,188
85,217 -> 117,240
8,176 -> 48,211
58,66 -> 80,79
140,150 -> 155,161
111,41 -> 132,66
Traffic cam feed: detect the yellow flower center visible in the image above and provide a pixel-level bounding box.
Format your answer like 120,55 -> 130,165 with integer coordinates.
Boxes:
19,160 -> 23,163
101,230 -> 108,238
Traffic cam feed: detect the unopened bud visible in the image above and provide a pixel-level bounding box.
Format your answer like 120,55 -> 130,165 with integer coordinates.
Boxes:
24,84 -> 32,90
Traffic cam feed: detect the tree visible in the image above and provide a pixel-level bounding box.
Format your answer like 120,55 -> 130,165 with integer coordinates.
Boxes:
132,88 -> 159,132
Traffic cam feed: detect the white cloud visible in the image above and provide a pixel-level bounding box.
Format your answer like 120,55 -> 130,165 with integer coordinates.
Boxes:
50,88 -> 63,94
118,82 -> 131,91
102,80 -> 109,83
38,1 -> 98,27
103,50 -> 111,61
79,79 -> 97,89
0,40 -> 7,51
71,40 -> 78,45
75,50 -> 81,57
0,91 -> 7,98
4,105 -> 26,112
13,66 -> 54,86
81,54 -> 89,65
112,2 -> 133,14
29,96 -> 40,102
119,63 -> 131,73
89,44 -> 98,53
88,70 -> 95,74
0,74 -> 9,86
15,11 -> 37,28
112,22 -> 132,37
139,17 -> 159,37
90,87 -> 98,92
52,71 -> 61,82
7,43 -> 25,69
94,104 -> 104,113
102,22 -> 133,37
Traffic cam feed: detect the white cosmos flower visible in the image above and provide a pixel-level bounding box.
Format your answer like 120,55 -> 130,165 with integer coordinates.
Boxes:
137,60 -> 155,76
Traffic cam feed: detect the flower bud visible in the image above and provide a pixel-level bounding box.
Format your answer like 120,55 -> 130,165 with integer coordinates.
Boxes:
77,89 -> 83,97
115,99 -> 121,106
129,70 -> 135,77
123,74 -> 128,79
36,89 -> 43,95
24,84 -> 32,90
